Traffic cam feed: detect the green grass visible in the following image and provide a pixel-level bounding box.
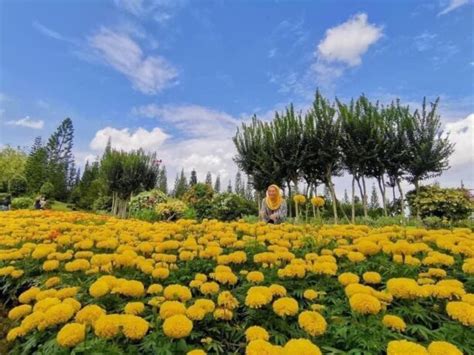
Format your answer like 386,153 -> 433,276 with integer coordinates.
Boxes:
50,201 -> 73,211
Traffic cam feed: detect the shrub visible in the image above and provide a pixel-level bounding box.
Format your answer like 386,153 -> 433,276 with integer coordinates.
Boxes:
407,185 -> 472,221
130,209 -> 160,223
129,189 -> 168,214
92,195 -> 112,212
10,176 -> 28,197
39,181 -> 55,199
183,183 -> 214,220
155,199 -> 188,221
11,197 -> 33,210
210,193 -> 257,221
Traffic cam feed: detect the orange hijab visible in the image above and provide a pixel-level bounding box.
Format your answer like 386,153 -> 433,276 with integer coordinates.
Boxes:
265,184 -> 283,210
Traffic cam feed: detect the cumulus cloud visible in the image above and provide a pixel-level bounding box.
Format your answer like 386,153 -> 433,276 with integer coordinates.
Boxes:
6,116 -> 44,129
444,114 -> 474,168
438,0 -> 470,15
89,126 -> 169,152
89,27 -> 177,94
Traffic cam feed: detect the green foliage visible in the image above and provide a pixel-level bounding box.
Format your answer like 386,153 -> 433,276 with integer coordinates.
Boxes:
0,146 -> 27,192
155,199 -> 188,221
9,175 -> 27,197
11,197 -> 34,209
39,181 -> 55,199
24,137 -> 48,194
129,189 -> 168,214
183,182 -> 214,220
173,169 -> 189,198
407,185 -> 472,221
210,193 -> 258,221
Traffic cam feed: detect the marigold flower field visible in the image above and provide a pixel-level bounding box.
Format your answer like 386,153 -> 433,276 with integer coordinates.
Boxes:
0,211 -> 473,354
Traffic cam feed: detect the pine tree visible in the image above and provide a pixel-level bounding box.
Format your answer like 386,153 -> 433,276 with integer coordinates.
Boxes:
205,172 -> 212,186
369,184 -> 380,209
173,169 -> 188,198
227,180 -> 232,193
24,137 -> 48,194
214,175 -> 221,193
245,178 -> 254,200
235,171 -> 243,196
158,166 -> 168,194
190,169 -> 198,186
343,189 -> 349,204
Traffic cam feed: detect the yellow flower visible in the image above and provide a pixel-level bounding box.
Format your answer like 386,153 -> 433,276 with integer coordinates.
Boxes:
386,278 -> 421,299
246,339 -> 280,355
217,291 -> 239,310
94,315 -> 121,338
311,196 -> 324,207
213,307 -> 233,320
382,315 -> 406,331
387,340 -> 428,355
293,194 -> 306,205
245,287 -> 273,309
186,305 -> 206,321
8,304 -> 32,321
303,289 -> 318,301
113,280 -> 145,297
272,297 -> 299,317
194,299 -> 215,313
349,293 -> 381,314
18,287 -> 41,304
43,260 -> 60,271
200,282 -> 220,295
338,272 -> 360,286
41,303 -> 75,328
187,350 -> 206,355
124,302 -> 145,315
160,301 -> 187,319
121,315 -> 149,340
163,284 -> 192,302
89,280 -> 110,298
152,267 -> 170,280
283,338 -> 321,355
6,327 -> 25,342
45,276 -> 61,288
62,298 -> 81,312
427,341 -> 462,355
298,311 -> 327,336
446,301 -> 474,326
246,271 -> 264,283
162,314 -> 193,339
56,323 -> 85,347
147,284 -> 163,295
245,326 -> 269,342
75,304 -> 106,325
362,272 -> 381,284
269,284 -> 287,297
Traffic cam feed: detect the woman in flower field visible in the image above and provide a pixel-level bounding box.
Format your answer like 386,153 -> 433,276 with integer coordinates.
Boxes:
1,210 -> 473,354
259,184 -> 287,224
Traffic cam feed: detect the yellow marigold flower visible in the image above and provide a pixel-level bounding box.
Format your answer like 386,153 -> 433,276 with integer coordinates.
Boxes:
303,289 -> 318,301
186,305 -> 206,321
387,340 -> 428,355
245,286 -> 273,309
217,291 -> 239,310
152,267 -> 170,280
19,287 -> 41,304
195,273 -> 208,282
43,260 -> 60,271
162,314 -> 193,339
56,323 -> 85,347
124,302 -> 145,315
89,280 -> 110,298
386,278 -> 421,299
246,339 -> 279,355
338,272 -> 360,286
20,311 -> 45,332
362,272 -> 381,284
349,293 -> 381,315
347,251 -> 367,262
461,293 -> 474,305
113,280 -> 145,298
160,301 -> 187,319
94,314 -> 121,338
245,326 -> 269,342
33,297 -> 61,312
64,259 -> 90,272
298,311 -> 327,336
283,338 -> 322,355
272,297 -> 299,317
62,298 -> 81,312
36,289 -> 58,301
8,304 -> 32,321
427,341 -> 462,355
147,284 -> 163,295
6,327 -> 25,342
293,194 -> 306,204
148,296 -> 166,307
45,276 -> 61,288
164,284 -> 192,302
246,271 -> 264,283
194,299 -> 215,313
42,303 -> 75,328
269,284 -> 287,297
56,287 -> 79,300
200,282 -> 220,295
446,301 -> 474,326
213,307 -> 233,320
382,315 -> 406,331
311,196 -> 324,207
75,304 -> 106,325
187,350 -> 206,355
121,315 -> 149,340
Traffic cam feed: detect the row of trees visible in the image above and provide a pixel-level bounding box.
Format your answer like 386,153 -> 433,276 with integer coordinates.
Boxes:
233,90 -> 454,223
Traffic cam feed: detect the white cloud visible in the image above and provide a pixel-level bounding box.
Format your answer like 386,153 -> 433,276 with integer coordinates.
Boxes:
114,0 -> 183,25
444,114 -> 474,167
6,116 -> 44,129
89,27 -> 177,94
317,13 -> 383,67
90,126 -> 169,152
33,21 -> 72,42
114,0 -> 146,16
438,0 -> 470,15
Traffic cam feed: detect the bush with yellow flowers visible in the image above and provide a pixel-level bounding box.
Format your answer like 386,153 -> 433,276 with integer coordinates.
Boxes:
0,210 -> 473,354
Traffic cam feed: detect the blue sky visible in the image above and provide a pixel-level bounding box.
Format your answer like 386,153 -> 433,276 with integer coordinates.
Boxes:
0,0 -> 473,192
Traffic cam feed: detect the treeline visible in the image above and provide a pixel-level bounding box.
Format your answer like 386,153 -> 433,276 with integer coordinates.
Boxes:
233,90 -> 454,223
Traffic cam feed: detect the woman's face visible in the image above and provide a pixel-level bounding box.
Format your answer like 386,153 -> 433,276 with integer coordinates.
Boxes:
268,186 -> 278,198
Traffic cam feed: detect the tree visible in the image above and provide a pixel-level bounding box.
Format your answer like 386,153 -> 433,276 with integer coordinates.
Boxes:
227,180 -> 232,193
369,184 -> 380,209
24,137 -> 48,194
343,189 -> 349,204
158,166 -> 168,194
214,175 -> 221,193
0,146 -> 27,192
404,98 -> 454,192
205,172 -> 212,187
190,169 -> 198,186
245,176 -> 254,201
235,171 -> 243,196
173,169 -> 188,198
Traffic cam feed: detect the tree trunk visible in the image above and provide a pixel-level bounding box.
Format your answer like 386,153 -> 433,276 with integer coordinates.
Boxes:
396,178 -> 405,218
287,180 -> 292,218
351,175 -> 355,224
414,178 -> 420,218
356,177 -> 367,218
326,174 -> 338,224
377,176 -> 388,216
361,176 -> 368,218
